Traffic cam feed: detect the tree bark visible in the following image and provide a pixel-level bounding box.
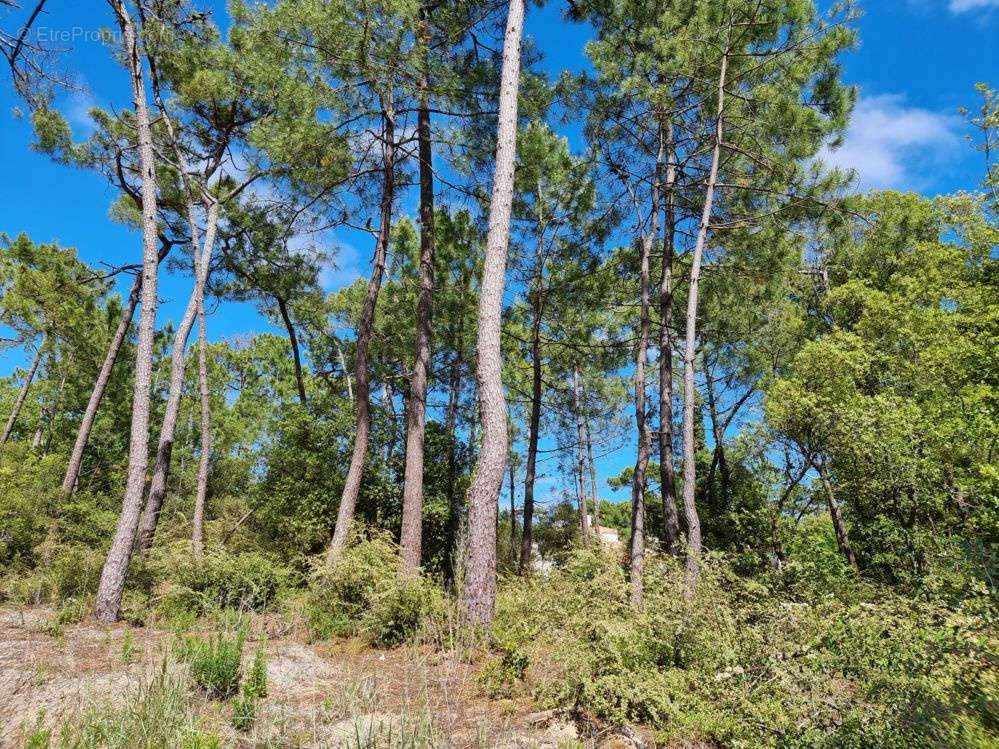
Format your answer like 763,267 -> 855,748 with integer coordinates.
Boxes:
1,336 -> 44,445
95,0 -> 161,623
62,275 -> 140,493
629,129 -> 663,608
815,458 -> 858,570
508,457 -> 517,565
658,122 -> 681,554
584,409 -> 600,534
400,52 -> 436,571
518,207 -> 546,576
337,342 -> 353,400
134,201 -> 219,554
630,226 -> 653,609
277,296 -> 306,406
573,367 -> 591,548
462,0 -> 523,626
681,50 -> 727,597
328,102 -> 396,559
192,288 -> 210,559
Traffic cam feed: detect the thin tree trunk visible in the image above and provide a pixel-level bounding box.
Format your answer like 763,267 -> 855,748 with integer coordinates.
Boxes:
62,275 -> 140,493
573,368 -> 591,548
815,458 -> 858,570
704,363 -> 728,507
2,337 -> 44,445
519,283 -> 544,575
95,0 -> 161,623
509,457 -> 517,565
681,50 -> 727,597
658,121 -> 681,554
445,308 -> 465,509
630,227 -> 653,609
629,135 -> 663,608
192,291 -> 210,559
462,0 -> 524,626
277,296 -> 306,406
134,201 -> 219,554
328,102 -> 396,559
584,410 -> 600,534
337,342 -> 353,400
400,53 -> 436,571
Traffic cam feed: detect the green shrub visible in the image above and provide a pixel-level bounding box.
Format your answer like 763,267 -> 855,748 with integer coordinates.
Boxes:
490,549 -> 998,747
307,531 -> 445,645
229,697 -> 256,733
148,544 -> 296,616
361,572 -> 444,647
185,628 -> 246,699
244,639 -> 268,700
53,666 -> 217,747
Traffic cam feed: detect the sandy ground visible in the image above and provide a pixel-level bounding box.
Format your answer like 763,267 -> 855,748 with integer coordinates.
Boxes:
0,608 -> 598,748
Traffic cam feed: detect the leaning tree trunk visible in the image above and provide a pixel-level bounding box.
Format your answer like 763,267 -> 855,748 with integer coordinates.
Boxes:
681,50 -> 727,597
276,296 -> 307,406
462,0 -> 524,626
400,55 -> 436,571
192,289 -> 211,559
95,0 -> 161,623
1,336 -> 45,445
134,202 -> 219,554
573,367 -> 591,548
815,458 -> 858,570
658,121 -> 681,554
328,102 -> 396,559
63,271 -> 139,493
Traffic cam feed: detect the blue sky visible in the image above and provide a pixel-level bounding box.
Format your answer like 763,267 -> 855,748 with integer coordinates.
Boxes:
1,0 -> 997,505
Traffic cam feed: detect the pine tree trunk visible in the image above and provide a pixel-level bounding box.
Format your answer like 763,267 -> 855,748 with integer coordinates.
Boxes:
509,458 -> 517,564
277,297 -> 307,406
815,458 -> 858,570
630,226 -> 653,609
328,103 -> 396,559
658,122 -> 681,554
462,0 -> 524,625
682,51 -> 727,597
1,336 -> 44,445
337,343 -> 353,400
519,292 -> 543,574
62,275 -> 141,494
95,0 -> 161,623
192,292 -> 210,560
134,202 -> 219,554
573,367 -> 591,548
584,410 -> 600,534
400,57 -> 436,571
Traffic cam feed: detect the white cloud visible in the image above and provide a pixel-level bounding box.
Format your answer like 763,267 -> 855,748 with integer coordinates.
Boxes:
319,235 -> 364,291
948,0 -> 999,12
819,94 -> 963,191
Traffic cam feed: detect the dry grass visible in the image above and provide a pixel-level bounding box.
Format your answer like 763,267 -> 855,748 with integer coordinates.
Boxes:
0,607 -> 585,748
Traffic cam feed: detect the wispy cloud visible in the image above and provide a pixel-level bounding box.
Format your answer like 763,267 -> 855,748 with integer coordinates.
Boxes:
819,94 -> 963,191
319,235 -> 364,291
948,0 -> 999,12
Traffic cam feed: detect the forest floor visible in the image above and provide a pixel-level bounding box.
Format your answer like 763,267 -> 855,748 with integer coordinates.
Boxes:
0,607 -> 659,748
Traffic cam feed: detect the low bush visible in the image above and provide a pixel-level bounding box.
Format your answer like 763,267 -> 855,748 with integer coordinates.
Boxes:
184,628 -> 246,700
148,544 -> 296,616
308,530 -> 443,644
490,548 -> 999,747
